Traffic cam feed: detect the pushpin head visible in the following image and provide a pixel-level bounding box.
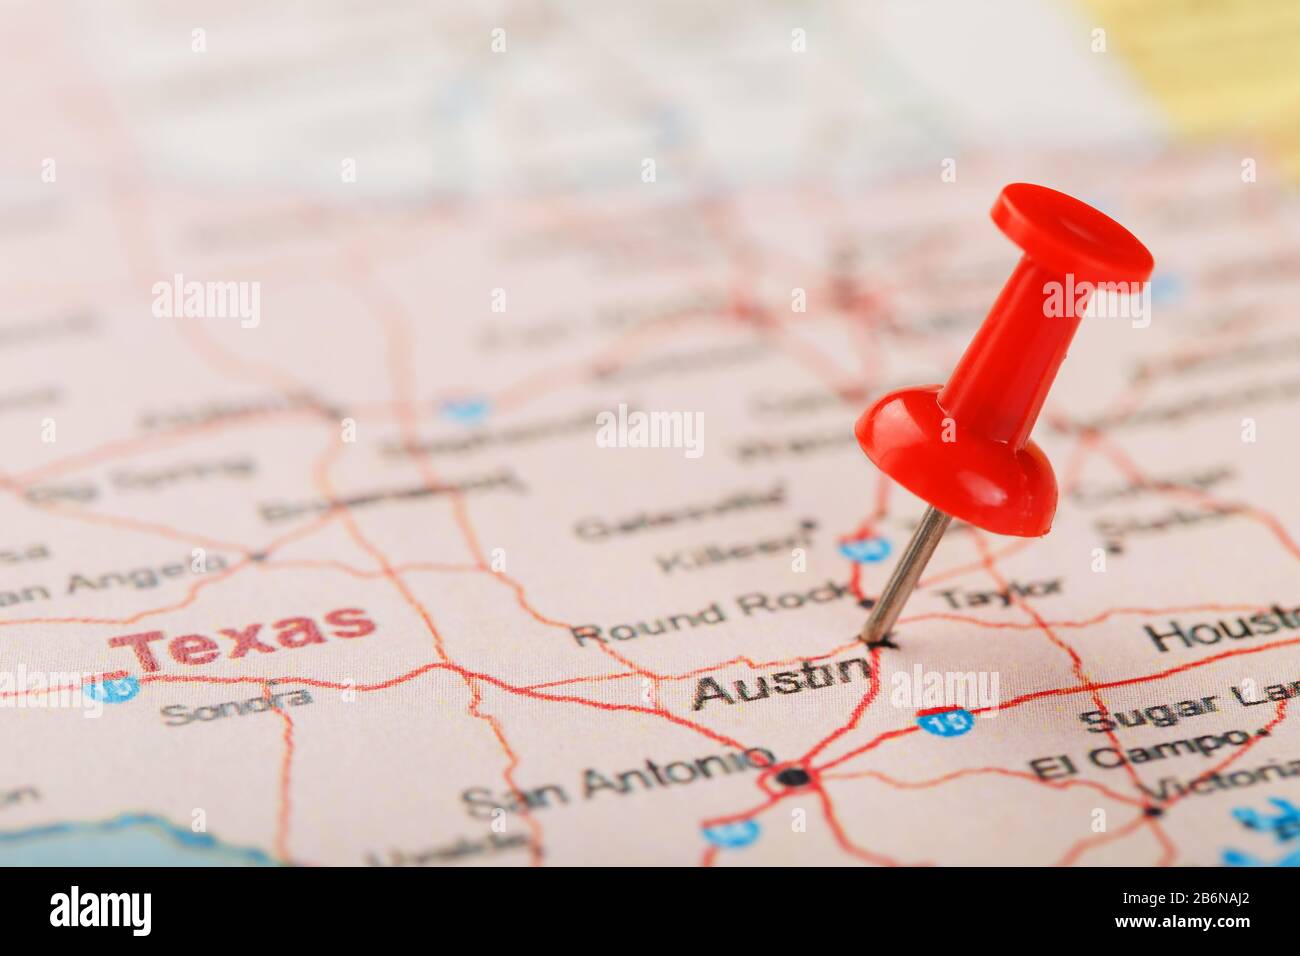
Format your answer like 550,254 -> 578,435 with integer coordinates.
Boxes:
855,183 -> 1153,537
990,183 -> 1154,286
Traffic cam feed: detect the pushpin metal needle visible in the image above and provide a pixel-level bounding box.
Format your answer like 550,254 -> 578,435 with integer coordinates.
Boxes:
860,505 -> 950,645
854,183 -> 1154,646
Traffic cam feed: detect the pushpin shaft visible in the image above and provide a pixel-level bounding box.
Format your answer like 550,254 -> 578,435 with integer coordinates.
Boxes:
860,505 -> 951,645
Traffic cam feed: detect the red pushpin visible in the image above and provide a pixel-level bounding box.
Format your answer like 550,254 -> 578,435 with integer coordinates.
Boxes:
856,183 -> 1153,646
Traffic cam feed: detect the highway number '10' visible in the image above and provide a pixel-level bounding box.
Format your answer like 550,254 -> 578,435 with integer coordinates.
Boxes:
917,708 -> 974,737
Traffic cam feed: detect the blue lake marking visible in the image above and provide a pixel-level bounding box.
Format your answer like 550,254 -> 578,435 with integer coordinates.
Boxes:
917,708 -> 975,737
1223,800 -> 1300,865
441,397 -> 490,424
1150,272 -> 1183,305
0,813 -> 278,866
839,537 -> 891,563
703,820 -> 761,849
655,107 -> 685,148
1232,798 -> 1300,843
83,676 -> 140,704
1222,847 -> 1300,867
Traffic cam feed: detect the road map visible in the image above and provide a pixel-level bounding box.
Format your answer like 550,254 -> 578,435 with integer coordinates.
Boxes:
3,1 -> 1300,866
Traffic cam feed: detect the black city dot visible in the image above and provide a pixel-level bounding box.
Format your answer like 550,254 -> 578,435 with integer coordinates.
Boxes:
776,767 -> 811,788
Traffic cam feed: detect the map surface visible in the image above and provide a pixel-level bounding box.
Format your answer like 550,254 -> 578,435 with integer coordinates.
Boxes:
2,0 -> 1300,866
